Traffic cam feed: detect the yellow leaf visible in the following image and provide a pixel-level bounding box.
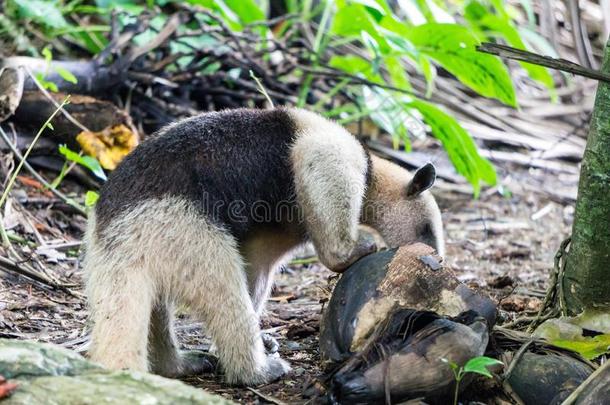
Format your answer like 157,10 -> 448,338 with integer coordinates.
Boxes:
76,125 -> 138,170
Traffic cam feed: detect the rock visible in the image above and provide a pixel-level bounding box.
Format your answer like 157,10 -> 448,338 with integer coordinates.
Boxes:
0,339 -> 101,379
5,372 -> 230,405
320,243 -> 497,403
0,338 -> 232,404
506,352 -> 593,405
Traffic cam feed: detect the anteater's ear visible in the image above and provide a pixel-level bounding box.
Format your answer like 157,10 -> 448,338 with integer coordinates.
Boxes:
406,163 -> 436,197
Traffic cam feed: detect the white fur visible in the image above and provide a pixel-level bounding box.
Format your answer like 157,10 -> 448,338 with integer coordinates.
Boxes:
289,108 -> 369,270
84,198 -> 287,385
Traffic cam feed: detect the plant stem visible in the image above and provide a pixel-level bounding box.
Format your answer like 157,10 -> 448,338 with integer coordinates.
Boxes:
312,0 -> 333,55
312,77 -> 349,111
0,96 -> 70,212
249,70 -> 274,107
298,0 -> 334,107
453,371 -> 463,405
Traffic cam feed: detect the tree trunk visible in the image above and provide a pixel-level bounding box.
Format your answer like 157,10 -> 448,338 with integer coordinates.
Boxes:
563,38 -> 610,313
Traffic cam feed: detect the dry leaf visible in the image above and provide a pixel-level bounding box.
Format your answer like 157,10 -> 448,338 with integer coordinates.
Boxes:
76,124 -> 138,170
0,376 -> 18,399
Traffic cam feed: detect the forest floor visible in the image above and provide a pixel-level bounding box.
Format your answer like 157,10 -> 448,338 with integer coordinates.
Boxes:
0,122 -> 581,403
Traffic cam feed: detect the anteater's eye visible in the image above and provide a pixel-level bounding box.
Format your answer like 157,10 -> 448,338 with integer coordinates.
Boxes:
418,223 -> 433,239
417,223 -> 436,248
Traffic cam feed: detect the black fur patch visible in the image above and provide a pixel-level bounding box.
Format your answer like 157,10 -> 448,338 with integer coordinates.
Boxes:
95,108 -> 371,244
96,108 -> 300,241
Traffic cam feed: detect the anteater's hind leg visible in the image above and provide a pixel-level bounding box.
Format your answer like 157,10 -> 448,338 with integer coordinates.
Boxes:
84,232 -> 154,371
148,300 -> 217,377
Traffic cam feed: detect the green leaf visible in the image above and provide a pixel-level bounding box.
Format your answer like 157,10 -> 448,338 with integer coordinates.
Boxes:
408,99 -> 497,196
35,73 -> 59,93
59,145 -> 107,181
55,67 -> 78,84
42,46 -> 53,62
405,23 -> 517,107
363,87 -> 411,151
224,0 -> 265,24
551,334 -> 610,360
332,2 -> 389,52
463,356 -> 503,378
85,190 -> 99,207
477,14 -> 555,97
12,0 -> 68,28
385,55 -> 411,91
329,55 -> 383,84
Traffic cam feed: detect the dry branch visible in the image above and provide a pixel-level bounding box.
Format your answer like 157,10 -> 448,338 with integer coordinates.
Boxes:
477,43 -> 610,83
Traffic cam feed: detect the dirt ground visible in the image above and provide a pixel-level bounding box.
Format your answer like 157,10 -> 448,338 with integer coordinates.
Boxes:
0,144 -> 579,403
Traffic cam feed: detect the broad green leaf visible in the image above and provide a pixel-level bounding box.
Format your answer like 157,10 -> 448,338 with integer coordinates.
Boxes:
55,67 -> 78,84
223,0 -> 267,36
332,3 -> 389,52
361,30 -> 382,60
85,190 -> 100,207
376,27 -> 435,94
477,14 -> 556,97
489,0 -> 510,20
414,0 -> 435,22
329,55 -> 383,84
12,0 -> 68,28
59,145 -> 107,181
224,0 -> 265,22
364,87 -> 411,150
551,334 -> 610,360
351,0 -> 387,15
406,23 -> 517,107
408,99 -> 497,196
463,356 -> 503,378
385,55 -> 411,91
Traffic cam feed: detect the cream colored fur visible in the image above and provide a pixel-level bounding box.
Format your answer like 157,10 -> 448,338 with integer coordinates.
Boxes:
363,155 -> 445,256
84,198 -> 288,385
289,109 -> 370,271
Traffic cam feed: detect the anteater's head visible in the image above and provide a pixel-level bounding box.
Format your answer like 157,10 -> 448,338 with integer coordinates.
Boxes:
362,155 -> 445,256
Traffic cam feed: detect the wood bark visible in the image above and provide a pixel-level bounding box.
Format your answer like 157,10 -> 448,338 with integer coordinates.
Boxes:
563,39 -> 610,312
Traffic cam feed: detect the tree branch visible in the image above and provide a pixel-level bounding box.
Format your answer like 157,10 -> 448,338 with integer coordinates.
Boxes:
476,42 -> 610,84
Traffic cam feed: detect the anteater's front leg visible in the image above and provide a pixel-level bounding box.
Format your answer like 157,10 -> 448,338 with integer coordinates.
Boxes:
291,131 -> 376,273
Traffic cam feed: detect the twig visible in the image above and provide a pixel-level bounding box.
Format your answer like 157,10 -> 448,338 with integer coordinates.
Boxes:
0,97 -> 69,215
476,43 -> 610,83
0,254 -> 62,289
249,70 -> 274,108
560,359 -> 609,405
0,125 -> 86,215
502,339 -> 535,381
246,388 -> 287,405
127,13 -> 184,63
23,68 -> 89,132
566,0 -> 597,69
